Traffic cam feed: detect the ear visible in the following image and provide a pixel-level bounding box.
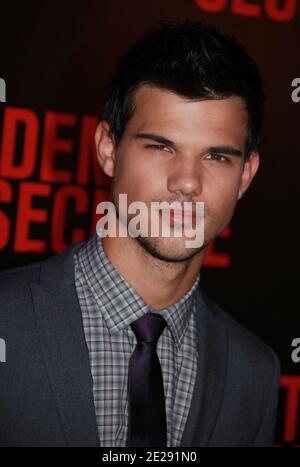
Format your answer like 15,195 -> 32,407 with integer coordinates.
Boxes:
95,121 -> 117,178
238,151 -> 260,200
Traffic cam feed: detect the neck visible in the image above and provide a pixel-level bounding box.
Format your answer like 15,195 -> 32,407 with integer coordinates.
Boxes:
101,225 -> 204,310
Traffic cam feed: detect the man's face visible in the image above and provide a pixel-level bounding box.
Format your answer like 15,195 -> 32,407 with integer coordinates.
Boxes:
96,84 -> 259,263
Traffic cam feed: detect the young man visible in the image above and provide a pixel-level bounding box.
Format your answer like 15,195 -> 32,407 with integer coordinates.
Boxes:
0,20 -> 280,447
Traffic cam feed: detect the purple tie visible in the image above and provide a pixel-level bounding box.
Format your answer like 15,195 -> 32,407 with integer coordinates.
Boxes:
126,312 -> 167,447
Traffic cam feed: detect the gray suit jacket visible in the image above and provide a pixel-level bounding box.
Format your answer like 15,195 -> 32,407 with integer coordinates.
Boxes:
0,240 -> 281,447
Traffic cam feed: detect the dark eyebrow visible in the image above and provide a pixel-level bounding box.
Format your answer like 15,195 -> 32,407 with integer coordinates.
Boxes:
133,133 -> 180,151
133,133 -> 243,157
205,146 -> 243,157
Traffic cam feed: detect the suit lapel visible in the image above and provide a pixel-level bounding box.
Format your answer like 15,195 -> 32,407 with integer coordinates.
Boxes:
30,242 -> 100,447
180,288 -> 229,447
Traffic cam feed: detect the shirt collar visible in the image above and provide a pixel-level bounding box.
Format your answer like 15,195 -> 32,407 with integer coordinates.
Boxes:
77,231 -> 200,350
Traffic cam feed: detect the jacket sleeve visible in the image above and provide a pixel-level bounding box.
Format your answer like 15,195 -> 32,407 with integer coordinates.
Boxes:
252,348 -> 281,447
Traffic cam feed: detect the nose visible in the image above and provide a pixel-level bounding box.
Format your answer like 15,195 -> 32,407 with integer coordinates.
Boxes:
167,154 -> 203,198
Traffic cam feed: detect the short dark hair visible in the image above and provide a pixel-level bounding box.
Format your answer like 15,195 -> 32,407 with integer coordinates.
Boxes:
102,19 -> 265,159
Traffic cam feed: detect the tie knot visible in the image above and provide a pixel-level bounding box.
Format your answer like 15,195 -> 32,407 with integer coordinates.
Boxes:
130,312 -> 166,344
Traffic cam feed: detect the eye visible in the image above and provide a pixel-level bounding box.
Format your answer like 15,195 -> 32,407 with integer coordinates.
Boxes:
205,153 -> 230,163
145,144 -> 171,153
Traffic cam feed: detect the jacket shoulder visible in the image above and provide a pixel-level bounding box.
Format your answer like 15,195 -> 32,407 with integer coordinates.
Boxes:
0,261 -> 42,300
201,288 -> 281,378
0,240 -> 85,319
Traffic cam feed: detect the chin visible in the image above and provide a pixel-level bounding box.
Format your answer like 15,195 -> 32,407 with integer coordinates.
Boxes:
136,235 -> 206,263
